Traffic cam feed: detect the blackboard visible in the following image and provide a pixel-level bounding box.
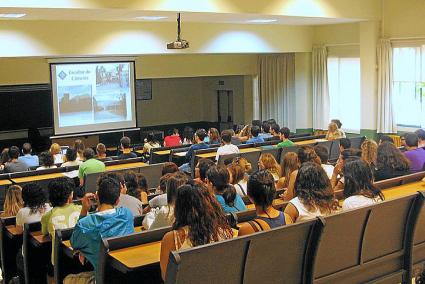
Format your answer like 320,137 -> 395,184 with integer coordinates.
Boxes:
0,84 -> 53,131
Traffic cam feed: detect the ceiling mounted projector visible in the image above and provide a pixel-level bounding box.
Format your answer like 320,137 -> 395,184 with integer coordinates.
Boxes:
167,13 -> 189,49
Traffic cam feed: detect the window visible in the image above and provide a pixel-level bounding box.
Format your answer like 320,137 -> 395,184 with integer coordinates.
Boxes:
392,46 -> 425,128
327,57 -> 361,133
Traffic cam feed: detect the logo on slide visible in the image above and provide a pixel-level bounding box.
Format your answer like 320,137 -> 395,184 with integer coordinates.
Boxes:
58,71 -> 67,80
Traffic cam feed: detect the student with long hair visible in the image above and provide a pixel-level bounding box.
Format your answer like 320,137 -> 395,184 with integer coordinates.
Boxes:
284,162 -> 338,222
123,171 -> 148,204
227,163 -> 247,196
182,126 -> 195,145
239,170 -> 292,236
73,139 -> 85,161
1,185 -> 24,217
276,152 -> 299,189
143,132 -> 161,156
50,143 -> 63,164
326,122 -> 344,140
208,128 -> 221,145
37,151 -> 57,170
342,159 -> 384,210
237,124 -> 252,143
375,142 -> 411,181
207,165 -> 247,213
314,144 -> 334,179
361,139 -> 378,169
61,147 -> 82,167
331,148 -> 362,191
258,153 -> 281,181
194,158 -> 215,184
160,182 -> 233,280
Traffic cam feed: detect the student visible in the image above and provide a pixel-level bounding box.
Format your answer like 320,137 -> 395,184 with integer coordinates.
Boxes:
143,172 -> 188,230
415,129 -> 425,149
73,139 -> 85,161
50,143 -> 64,164
269,123 -> 281,141
258,121 -> 273,139
161,162 -> 179,176
361,139 -> 378,169
227,163 -> 247,196
246,125 -> 265,144
146,173 -> 174,212
194,158 -> 215,184
105,172 -> 144,216
342,159 -> 384,210
276,152 -> 299,189
325,122 -> 344,140
70,176 -> 134,276
238,170 -> 292,236
18,143 -> 39,168
237,124 -> 252,142
78,148 -> 106,186
96,143 -> 112,161
339,138 -> 351,152
276,127 -> 294,148
160,182 -> 233,280
0,148 -> 10,172
375,142 -> 411,181
379,135 -> 394,145
258,153 -> 281,181
16,183 -> 51,234
314,144 -> 334,179
61,148 -> 83,167
124,171 -> 148,204
143,132 -> 161,156
228,129 -> 242,145
400,133 -> 407,152
41,177 -> 82,264
403,133 -> 425,172
284,162 -> 338,222
182,126 -> 194,145
118,136 -> 137,159
331,119 -> 346,138
163,128 -> 182,147
179,129 -> 209,173
1,185 -> 23,217
215,130 -> 240,162
4,146 -> 29,173
331,148 -> 362,191
208,128 -> 221,145
36,151 -> 57,170
207,165 -> 247,213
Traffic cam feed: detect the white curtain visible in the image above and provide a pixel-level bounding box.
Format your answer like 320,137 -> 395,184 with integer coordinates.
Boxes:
377,39 -> 397,133
258,54 -> 295,130
312,45 -> 330,130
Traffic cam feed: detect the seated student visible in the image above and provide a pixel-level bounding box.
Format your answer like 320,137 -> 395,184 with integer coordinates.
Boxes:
238,170 -> 293,236
227,163 -> 248,196
206,165 -> 247,213
276,127 -> 294,148
415,129 -> 425,149
4,146 -> 29,173
61,148 -> 83,167
146,173 -> 174,212
118,136 -> 137,159
314,145 -> 334,179
374,142 -> 411,181
96,143 -> 112,161
269,123 -> 281,141
339,138 -> 351,153
400,133 -> 408,152
143,132 -> 161,157
258,153 -> 281,181
342,159 -> 384,210
78,148 -> 106,186
194,158 -> 215,184
284,162 -> 338,222
163,128 -> 182,147
379,135 -> 394,145
331,148 -> 362,191
70,176 -> 134,277
16,183 -> 51,234
36,151 -> 57,170
246,125 -> 265,144
124,171 -> 148,204
179,129 -> 209,173
215,130 -> 240,162
41,177 -> 82,265
104,172 -> 144,216
182,126 -> 194,145
237,124 -> 252,143
403,133 -> 425,172
361,139 -> 378,169
207,128 -> 221,145
258,121 -> 273,139
1,185 -> 23,217
160,182 -> 233,280
276,152 -> 299,189
143,172 -> 188,230
0,148 -> 10,172
325,122 -> 344,140
331,119 -> 346,138
74,139 -> 85,161
161,162 -> 179,176
18,143 -> 39,168
50,143 -> 64,164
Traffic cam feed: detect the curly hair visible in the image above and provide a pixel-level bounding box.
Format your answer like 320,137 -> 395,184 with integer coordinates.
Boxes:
361,139 -> 378,168
48,177 -> 74,207
377,142 -> 410,172
22,183 -> 48,214
294,162 -> 337,214
247,170 -> 276,212
298,146 -> 321,165
173,182 -> 233,246
258,153 -> 281,178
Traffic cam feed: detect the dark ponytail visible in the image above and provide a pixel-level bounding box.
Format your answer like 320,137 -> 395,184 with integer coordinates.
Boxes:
221,184 -> 237,207
206,165 -> 236,207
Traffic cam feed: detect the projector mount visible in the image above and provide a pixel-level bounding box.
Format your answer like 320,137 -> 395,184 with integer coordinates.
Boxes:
167,13 -> 190,49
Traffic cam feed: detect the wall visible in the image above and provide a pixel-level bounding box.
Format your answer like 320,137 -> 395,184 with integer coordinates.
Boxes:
383,0 -> 425,38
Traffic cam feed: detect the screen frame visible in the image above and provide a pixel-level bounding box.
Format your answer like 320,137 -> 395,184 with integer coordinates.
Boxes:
49,60 -> 138,136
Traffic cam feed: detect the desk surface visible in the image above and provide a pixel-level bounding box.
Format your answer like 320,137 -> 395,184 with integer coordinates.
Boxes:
11,172 -> 65,183
173,152 -> 187,157
195,147 -> 260,159
106,162 -> 148,171
382,181 -> 425,200
0,179 -> 12,186
294,139 -> 326,146
31,230 -> 51,244
154,150 -> 172,156
6,225 -> 20,236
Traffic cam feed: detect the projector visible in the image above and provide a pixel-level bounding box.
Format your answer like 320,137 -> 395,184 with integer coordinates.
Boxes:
167,40 -> 189,49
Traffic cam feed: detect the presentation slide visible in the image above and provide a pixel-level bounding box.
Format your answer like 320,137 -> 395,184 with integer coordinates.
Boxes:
51,61 -> 137,136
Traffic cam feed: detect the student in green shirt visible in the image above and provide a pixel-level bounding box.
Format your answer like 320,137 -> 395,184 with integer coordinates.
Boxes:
277,127 -> 295,148
78,148 -> 106,186
42,177 -> 82,265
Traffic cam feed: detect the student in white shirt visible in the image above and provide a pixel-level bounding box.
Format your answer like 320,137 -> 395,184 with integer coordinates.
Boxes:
215,130 -> 240,162
36,151 -> 58,170
284,162 -> 338,223
50,143 -> 63,164
61,148 -> 83,167
342,159 -> 384,210
314,144 -> 334,179
227,163 -> 248,196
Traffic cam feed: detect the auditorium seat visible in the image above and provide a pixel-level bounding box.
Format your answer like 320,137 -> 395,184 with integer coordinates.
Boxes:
239,151 -> 261,173
217,153 -> 240,166
348,136 -> 366,149
83,172 -> 103,193
0,216 -> 22,283
139,162 -> 167,188
260,147 -> 281,163
328,139 -> 341,161
279,145 -> 299,164
412,192 -> 425,279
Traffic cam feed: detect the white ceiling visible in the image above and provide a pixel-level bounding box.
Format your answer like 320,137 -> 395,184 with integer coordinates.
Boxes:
0,8 -> 364,25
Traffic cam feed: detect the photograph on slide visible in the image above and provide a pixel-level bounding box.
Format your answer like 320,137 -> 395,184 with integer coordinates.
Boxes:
58,84 -> 93,127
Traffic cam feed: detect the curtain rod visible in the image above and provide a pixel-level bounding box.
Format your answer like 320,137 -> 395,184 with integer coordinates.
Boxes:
390,36 -> 425,41
324,43 -> 359,47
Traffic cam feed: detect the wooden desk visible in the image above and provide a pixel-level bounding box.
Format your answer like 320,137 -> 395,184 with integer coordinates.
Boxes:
154,150 -> 171,156
239,148 -> 261,153
0,179 -> 12,186
11,173 -> 65,184
6,225 -> 21,237
173,152 -> 187,157
31,231 -> 51,246
382,181 -> 425,200
294,139 -> 325,146
195,147 -> 261,159
106,162 -> 148,171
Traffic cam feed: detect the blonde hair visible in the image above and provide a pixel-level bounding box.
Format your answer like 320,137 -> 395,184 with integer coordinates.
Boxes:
49,143 -> 61,155
3,185 -> 23,217
328,122 -> 338,133
232,157 -> 252,174
361,139 -> 378,167
259,153 -> 281,177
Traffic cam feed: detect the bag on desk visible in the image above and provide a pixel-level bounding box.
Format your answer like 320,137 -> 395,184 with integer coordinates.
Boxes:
64,271 -> 95,284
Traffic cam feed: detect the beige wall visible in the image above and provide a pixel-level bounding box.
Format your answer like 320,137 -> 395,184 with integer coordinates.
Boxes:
383,0 -> 425,38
